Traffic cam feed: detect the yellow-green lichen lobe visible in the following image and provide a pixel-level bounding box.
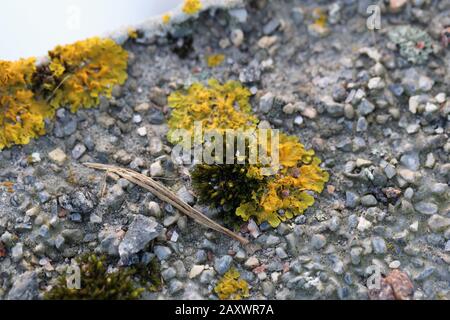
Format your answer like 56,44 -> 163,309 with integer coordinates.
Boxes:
214,268 -> 249,300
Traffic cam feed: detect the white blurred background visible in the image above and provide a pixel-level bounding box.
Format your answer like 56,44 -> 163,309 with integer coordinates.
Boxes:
0,0 -> 183,60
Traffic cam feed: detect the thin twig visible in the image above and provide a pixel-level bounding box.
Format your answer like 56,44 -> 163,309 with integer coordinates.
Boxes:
84,162 -> 249,245
46,74 -> 72,103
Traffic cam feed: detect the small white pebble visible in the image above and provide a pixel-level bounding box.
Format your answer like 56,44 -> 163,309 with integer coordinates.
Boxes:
132,114 -> 142,124
435,92 -> 446,104
294,116 -> 304,126
30,152 -> 41,163
137,126 -> 147,137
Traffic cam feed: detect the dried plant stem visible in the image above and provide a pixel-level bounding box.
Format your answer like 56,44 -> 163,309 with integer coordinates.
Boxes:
84,162 -> 249,245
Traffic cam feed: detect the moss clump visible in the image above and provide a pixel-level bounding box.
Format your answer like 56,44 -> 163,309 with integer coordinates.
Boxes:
214,268 -> 249,300
44,255 -> 158,300
167,79 -> 258,143
133,259 -> 162,292
190,129 -> 329,228
192,164 -> 261,228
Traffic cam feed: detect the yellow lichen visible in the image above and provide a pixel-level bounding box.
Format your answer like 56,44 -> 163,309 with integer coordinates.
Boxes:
0,37 -> 129,150
46,37 -> 128,112
206,54 -> 225,68
214,268 -> 249,300
236,133 -> 329,228
182,0 -> 202,15
127,28 -> 138,39
169,79 -> 329,228
162,14 -> 171,24
309,8 -> 330,36
0,58 -> 50,149
167,79 -> 258,143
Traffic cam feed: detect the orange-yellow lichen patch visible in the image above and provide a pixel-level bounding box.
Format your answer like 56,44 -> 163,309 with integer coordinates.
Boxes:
236,133 -> 329,228
0,181 -> 15,193
127,28 -> 138,39
206,54 -> 225,68
182,0 -> 202,15
167,79 -> 258,143
162,14 -> 171,24
46,37 -> 128,112
0,58 -> 50,150
0,37 -> 129,150
214,268 -> 249,300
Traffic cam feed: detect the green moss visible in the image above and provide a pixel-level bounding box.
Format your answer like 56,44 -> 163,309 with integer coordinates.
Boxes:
44,255 -> 161,300
133,258 -> 162,292
192,164 -> 261,228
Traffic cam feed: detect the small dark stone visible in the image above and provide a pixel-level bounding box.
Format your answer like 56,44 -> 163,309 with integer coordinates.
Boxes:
58,188 -> 98,214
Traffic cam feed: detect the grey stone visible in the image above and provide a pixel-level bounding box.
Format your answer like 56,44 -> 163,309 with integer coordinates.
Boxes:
361,195 -> 378,207
150,161 -> 164,177
161,267 -> 177,281
414,266 -> 435,281
230,29 -> 244,47
195,250 -> 207,264
356,117 -> 368,132
58,188 -> 98,214
275,247 -> 288,259
104,184 -> 125,212
311,234 -> 327,250
371,237 -> 387,254
154,245 -> 172,261
239,64 -> 261,83
214,255 -> 233,275
265,235 -> 281,247
350,247 -> 363,265
400,153 -> 420,171
346,191 -> 359,208
322,96 -> 344,117
173,260 -> 187,278
262,281 -> 275,297
118,215 -> 163,261
168,279 -> 184,295
259,92 -> 274,113
38,191 -> 51,204
263,19 -> 280,35
428,215 -> 450,232
11,242 -> 23,262
176,186 -> 194,205
7,271 -> 39,300
358,99 -> 375,115
328,216 -> 341,232
147,201 -> 161,217
72,143 -> 87,160
445,240 -> 450,252
384,164 -> 397,179
291,7 -> 305,25
415,202 -> 438,215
